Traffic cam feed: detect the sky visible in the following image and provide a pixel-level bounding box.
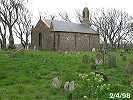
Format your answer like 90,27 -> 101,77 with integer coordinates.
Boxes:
14,0 -> 133,43
27,0 -> 133,25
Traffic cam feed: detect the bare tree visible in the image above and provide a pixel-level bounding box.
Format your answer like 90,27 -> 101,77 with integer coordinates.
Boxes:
0,21 -> 7,49
58,11 -> 71,22
0,0 -> 25,49
91,8 -> 133,49
14,7 -> 32,49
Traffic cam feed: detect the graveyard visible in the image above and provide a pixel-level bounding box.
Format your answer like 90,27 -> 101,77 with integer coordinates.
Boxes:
0,50 -> 133,100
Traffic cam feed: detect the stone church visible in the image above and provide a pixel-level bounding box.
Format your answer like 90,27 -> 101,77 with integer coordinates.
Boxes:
31,7 -> 100,51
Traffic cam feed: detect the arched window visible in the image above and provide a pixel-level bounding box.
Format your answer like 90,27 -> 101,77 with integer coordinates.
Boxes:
39,33 -> 42,48
87,11 -> 89,18
83,11 -> 85,18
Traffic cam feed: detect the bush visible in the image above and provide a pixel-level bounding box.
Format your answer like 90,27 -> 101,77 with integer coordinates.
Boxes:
108,53 -> 117,68
73,72 -> 133,99
73,72 -> 111,99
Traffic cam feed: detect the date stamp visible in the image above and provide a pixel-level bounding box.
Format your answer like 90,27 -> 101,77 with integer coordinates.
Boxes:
109,93 -> 131,99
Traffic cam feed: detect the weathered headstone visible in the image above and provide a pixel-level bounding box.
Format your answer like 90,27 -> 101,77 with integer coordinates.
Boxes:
26,45 -> 29,50
125,61 -> 133,75
92,48 -> 95,52
33,46 -> 36,51
64,81 -> 75,91
64,81 -> 70,91
69,81 -> 75,91
52,77 -> 62,89
65,51 -> 68,54
95,53 -> 103,65
130,80 -> 133,88
95,58 -> 103,65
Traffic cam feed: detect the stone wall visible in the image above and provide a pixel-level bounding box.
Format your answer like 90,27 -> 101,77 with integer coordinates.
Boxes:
31,20 -> 100,51
54,32 -> 99,51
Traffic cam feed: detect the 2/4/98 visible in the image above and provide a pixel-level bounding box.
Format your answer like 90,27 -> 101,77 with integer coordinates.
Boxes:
109,93 -> 130,99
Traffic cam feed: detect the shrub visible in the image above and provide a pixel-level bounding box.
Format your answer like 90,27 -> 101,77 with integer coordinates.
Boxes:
73,72 -> 133,99
108,53 -> 117,68
73,72 -> 111,99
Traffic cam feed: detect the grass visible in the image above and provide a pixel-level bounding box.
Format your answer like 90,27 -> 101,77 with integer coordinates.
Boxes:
0,50 -> 133,100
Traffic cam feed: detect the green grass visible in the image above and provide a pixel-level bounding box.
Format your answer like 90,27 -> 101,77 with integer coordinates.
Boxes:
0,50 -> 133,100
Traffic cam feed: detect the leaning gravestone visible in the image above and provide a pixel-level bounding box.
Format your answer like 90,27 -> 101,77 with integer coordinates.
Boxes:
125,60 -> 133,75
52,77 -> 62,89
64,81 -> 75,91
95,53 -> 103,65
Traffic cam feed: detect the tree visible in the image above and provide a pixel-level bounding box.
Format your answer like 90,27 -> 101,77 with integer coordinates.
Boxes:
0,21 -> 7,49
58,11 -> 71,22
0,0 -> 25,49
91,9 -> 133,49
14,7 -> 32,49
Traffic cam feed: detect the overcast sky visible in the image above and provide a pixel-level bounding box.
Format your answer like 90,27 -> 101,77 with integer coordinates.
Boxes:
27,0 -> 133,24
14,0 -> 133,43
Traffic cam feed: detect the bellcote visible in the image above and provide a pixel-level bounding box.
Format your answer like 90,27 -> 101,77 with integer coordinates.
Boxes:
82,7 -> 90,25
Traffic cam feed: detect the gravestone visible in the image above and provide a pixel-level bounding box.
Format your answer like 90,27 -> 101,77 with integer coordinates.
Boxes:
52,77 -> 62,89
125,61 -> 133,75
95,53 -> 103,65
69,81 -> 75,91
33,46 -> 36,51
95,59 -> 103,65
130,80 -> 133,88
65,51 -> 68,54
26,45 -> 29,50
64,81 -> 75,91
92,48 -> 95,52
64,81 -> 69,91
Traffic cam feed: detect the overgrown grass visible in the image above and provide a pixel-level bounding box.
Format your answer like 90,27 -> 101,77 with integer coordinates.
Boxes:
0,50 -> 133,100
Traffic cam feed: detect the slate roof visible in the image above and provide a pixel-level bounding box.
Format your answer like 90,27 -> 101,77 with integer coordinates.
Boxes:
44,20 -> 98,34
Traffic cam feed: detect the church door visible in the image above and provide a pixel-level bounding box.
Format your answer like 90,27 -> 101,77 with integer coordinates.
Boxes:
39,33 -> 42,49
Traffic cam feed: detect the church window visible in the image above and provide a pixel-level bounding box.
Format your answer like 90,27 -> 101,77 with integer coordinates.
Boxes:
83,11 -> 85,18
39,33 -> 42,47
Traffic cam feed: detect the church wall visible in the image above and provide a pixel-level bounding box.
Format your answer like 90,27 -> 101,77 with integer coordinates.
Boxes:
31,20 -> 100,51
43,31 -> 55,50
53,32 -> 99,51
31,20 -> 55,50
54,32 -> 75,51
76,33 -> 90,51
